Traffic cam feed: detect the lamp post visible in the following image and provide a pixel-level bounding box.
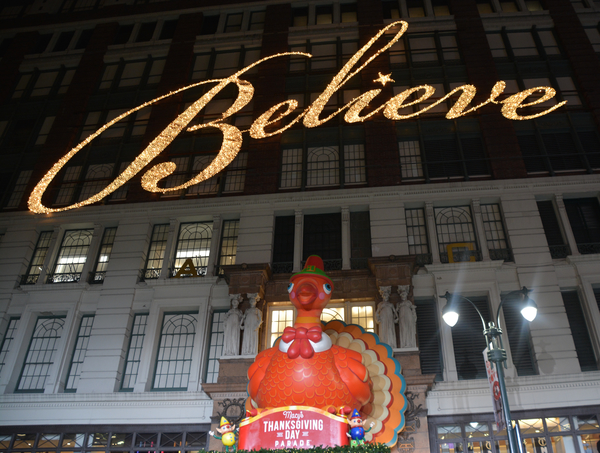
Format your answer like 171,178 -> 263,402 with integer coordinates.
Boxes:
440,287 -> 538,453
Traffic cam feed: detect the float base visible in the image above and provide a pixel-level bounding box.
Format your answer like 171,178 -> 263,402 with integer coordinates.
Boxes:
238,406 -> 349,450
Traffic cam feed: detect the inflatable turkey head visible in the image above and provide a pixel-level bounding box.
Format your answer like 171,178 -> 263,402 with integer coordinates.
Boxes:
288,256 -> 333,312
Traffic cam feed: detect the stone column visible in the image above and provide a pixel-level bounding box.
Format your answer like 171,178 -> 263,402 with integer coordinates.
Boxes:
425,202 -> 440,264
159,218 -> 179,279
207,214 -> 222,275
555,194 -> 580,256
472,199 -> 491,261
79,224 -> 103,282
341,207 -> 351,270
293,209 -> 303,272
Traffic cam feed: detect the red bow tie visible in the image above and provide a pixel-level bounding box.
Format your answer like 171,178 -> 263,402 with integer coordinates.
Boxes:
282,326 -> 322,359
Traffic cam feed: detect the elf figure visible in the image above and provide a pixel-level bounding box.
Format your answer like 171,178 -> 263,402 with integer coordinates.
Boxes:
209,417 -> 238,452
346,409 -> 375,447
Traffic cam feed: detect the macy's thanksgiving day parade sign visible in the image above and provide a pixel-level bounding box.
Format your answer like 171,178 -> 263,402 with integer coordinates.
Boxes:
209,255 -> 407,450
28,20 -> 566,214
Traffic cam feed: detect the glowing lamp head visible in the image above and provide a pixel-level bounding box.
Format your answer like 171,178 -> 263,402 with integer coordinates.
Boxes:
441,292 -> 460,327
520,296 -> 538,322
442,306 -> 459,327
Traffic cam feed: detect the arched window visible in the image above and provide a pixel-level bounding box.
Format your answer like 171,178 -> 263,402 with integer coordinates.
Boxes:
307,146 -> 339,187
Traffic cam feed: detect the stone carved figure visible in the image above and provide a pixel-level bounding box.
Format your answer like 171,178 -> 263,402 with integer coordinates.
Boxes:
375,286 -> 398,348
241,293 -> 263,356
223,294 -> 243,356
397,285 -> 417,348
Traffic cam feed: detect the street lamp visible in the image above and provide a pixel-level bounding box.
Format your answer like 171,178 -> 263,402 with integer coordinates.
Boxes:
440,287 -> 537,453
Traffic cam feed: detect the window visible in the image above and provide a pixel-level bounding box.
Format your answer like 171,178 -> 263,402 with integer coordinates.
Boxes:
389,32 -> 460,66
121,313 -> 148,391
142,224 -> 169,280
153,312 -> 198,390
17,316 -> 66,392
564,198 -> 600,254
22,231 -> 53,285
341,3 -> 358,22
224,13 -> 243,33
4,170 -> 33,209
561,291 -> 598,371
55,166 -> 81,206
315,5 -> 333,24
135,22 -> 156,43
159,19 -> 178,40
397,120 -> 489,182
0,428 -> 209,453
399,140 -> 424,179
291,7 -> 309,26
205,311 -> 226,384
280,130 -> 366,189
502,296 -> 537,376
303,213 -> 342,270
432,0 -> 451,15
113,24 -> 134,45
289,39 -> 359,72
65,315 -> 95,392
272,215 -> 295,274
451,297 -> 490,379
79,164 -> 115,201
406,0 -> 425,17
222,152 -> 247,193
187,155 -> 219,195
321,302 -> 375,332
350,211 -> 371,269
0,317 -> 20,377
481,204 -> 512,261
307,146 -> 339,187
248,11 -> 265,31
173,222 -> 213,277
537,200 -> 570,258
49,229 -> 94,283
516,114 -> 600,174
99,58 -> 165,91
435,206 -> 479,263
280,149 -> 302,189
12,69 -> 75,99
199,15 -> 219,35
415,299 -> 442,380
53,31 -> 74,52
268,307 -> 295,348
218,220 -> 239,270
91,227 -> 117,283
406,208 -> 431,264
382,0 -> 401,19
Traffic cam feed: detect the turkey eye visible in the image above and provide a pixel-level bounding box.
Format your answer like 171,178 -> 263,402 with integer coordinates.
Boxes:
323,283 -> 332,294
288,283 -> 294,293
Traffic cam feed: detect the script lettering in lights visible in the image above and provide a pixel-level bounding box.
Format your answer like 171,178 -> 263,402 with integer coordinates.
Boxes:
28,20 -> 567,214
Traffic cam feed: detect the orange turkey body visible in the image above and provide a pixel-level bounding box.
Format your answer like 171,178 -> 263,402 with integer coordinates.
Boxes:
250,344 -> 372,409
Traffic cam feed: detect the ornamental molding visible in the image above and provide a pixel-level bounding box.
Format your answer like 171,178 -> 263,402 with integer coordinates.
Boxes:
0,391 -> 212,405
429,372 -> 600,398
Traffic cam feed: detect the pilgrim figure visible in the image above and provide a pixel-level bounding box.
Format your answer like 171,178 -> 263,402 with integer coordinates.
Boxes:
241,293 -> 263,355
375,286 -> 398,348
397,285 -> 417,348
223,294 -> 243,356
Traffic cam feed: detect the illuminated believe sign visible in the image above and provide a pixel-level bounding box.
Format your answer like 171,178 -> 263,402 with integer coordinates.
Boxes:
28,21 -> 566,214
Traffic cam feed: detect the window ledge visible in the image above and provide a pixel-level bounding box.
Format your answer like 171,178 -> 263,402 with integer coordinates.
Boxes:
139,275 -> 220,287
567,253 -> 600,264
17,281 -> 90,292
424,259 -> 505,273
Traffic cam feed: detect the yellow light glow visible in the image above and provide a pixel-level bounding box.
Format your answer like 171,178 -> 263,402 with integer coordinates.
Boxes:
28,20 -> 567,214
374,72 -> 394,86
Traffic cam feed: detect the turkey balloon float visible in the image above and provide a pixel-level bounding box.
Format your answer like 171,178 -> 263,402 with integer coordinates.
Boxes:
238,256 -> 407,450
